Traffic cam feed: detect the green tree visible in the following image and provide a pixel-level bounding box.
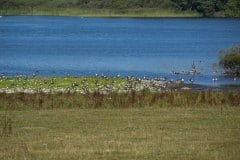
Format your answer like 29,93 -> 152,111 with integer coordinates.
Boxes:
196,0 -> 216,16
226,0 -> 240,17
172,0 -> 195,10
218,45 -> 240,76
215,0 -> 228,11
172,0 -> 228,16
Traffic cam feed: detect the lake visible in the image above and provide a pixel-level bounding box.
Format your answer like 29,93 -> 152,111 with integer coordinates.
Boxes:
0,16 -> 240,85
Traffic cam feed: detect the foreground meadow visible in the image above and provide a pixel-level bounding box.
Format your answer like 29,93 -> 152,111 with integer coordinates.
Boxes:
0,77 -> 240,159
0,107 -> 240,160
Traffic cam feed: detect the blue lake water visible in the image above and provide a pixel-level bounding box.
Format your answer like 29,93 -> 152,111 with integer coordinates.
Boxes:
0,16 -> 240,85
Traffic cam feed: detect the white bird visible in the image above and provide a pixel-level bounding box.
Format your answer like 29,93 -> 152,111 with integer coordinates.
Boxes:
212,78 -> 218,82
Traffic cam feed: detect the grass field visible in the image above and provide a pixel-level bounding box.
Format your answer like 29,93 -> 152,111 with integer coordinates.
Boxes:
1,76 -> 240,159
1,107 -> 240,160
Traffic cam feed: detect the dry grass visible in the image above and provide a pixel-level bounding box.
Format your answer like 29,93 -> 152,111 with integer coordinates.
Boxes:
0,90 -> 240,159
0,91 -> 240,110
0,107 -> 240,160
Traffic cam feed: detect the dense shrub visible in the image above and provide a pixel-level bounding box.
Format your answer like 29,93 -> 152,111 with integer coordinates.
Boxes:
226,0 -> 240,17
218,45 -> 240,76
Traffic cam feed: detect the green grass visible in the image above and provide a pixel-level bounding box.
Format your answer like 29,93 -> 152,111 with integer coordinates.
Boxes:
0,76 -> 126,91
0,7 -> 200,17
1,107 -> 240,160
1,78 -> 239,159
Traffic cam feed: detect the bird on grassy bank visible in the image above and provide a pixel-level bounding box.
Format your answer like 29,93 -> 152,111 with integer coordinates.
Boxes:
189,78 -> 194,84
176,78 -> 184,84
72,82 -> 79,88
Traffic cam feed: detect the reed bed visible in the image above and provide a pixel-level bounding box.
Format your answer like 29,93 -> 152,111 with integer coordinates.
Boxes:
0,91 -> 239,110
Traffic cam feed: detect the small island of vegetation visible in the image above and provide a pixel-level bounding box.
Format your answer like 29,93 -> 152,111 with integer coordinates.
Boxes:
0,0 -> 240,17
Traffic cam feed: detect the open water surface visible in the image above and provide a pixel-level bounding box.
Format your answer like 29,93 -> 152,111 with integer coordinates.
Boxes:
0,16 -> 240,85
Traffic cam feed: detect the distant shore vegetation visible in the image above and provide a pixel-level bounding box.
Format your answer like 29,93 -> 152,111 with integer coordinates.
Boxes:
0,0 -> 239,17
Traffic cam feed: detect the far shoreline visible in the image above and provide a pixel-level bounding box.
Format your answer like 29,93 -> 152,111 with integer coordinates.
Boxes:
1,12 -> 239,18
2,15 -> 240,19
0,8 -> 204,18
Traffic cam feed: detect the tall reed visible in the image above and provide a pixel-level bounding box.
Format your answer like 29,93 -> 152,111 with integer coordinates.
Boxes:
0,91 -> 239,110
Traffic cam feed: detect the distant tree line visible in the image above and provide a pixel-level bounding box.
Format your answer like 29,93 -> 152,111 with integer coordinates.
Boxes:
172,0 -> 240,17
0,0 -> 239,17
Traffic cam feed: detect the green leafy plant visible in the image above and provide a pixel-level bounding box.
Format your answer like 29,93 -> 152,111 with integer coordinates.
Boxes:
218,45 -> 240,76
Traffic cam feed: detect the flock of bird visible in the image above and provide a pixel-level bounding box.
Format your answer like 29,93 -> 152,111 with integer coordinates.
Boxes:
0,73 -> 192,94
0,70 -> 238,94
